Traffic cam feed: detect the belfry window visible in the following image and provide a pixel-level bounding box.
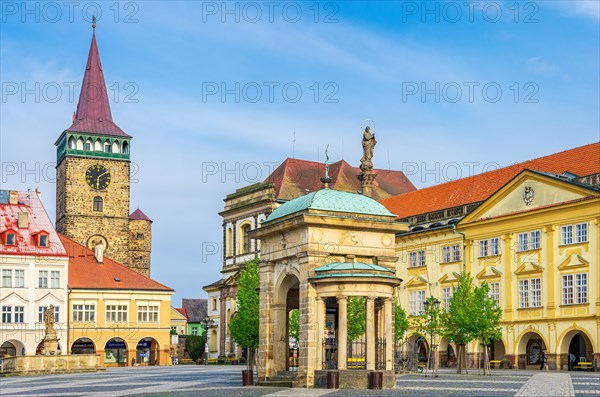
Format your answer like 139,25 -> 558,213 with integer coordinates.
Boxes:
93,196 -> 103,212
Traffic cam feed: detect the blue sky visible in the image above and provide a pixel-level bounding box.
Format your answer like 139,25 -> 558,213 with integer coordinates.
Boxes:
1,1 -> 599,303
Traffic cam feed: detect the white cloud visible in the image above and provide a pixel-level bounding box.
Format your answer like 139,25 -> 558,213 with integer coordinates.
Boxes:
525,57 -> 559,75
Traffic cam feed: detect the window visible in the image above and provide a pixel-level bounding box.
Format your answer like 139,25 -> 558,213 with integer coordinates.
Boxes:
1,306 -> 12,323
417,290 -> 426,314
489,282 -> 500,306
409,290 -> 426,315
38,306 -> 60,323
104,143 -> 112,153
576,223 -> 588,243
85,142 -> 91,151
2,269 -> 12,288
409,250 -> 425,267
576,274 -> 588,304
106,305 -> 128,322
192,327 -> 198,336
442,287 -> 452,311
561,223 -> 588,245
519,278 -> 542,308
38,270 -> 48,288
518,231 -> 541,251
452,244 -> 461,262
409,292 -> 416,315
14,306 -> 24,323
240,224 -> 252,254
72,304 -> 95,321
479,237 -> 500,257
442,247 -> 450,263
212,298 -> 217,311
518,279 -> 529,308
39,234 -> 48,247
563,273 -> 588,305
6,233 -> 15,245
562,275 -> 574,305
93,196 -> 103,212
530,278 -> 542,307
15,270 -> 24,288
50,271 -> 60,288
136,233 -> 144,240
137,305 -> 159,322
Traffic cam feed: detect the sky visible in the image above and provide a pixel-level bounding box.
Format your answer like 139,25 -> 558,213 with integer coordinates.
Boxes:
1,0 -> 599,304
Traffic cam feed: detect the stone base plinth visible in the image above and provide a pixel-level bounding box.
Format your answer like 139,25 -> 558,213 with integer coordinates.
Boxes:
0,354 -> 101,376
314,370 -> 395,389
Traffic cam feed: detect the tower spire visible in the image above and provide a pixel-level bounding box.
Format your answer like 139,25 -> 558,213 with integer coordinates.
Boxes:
66,23 -> 130,137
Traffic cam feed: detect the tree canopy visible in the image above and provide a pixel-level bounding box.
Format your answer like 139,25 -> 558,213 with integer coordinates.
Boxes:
185,335 -> 206,363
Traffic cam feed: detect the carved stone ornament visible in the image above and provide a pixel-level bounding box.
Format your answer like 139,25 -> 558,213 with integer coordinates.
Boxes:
523,186 -> 534,206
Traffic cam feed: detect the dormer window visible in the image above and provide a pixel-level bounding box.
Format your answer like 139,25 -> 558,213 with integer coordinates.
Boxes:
2,230 -> 17,246
33,231 -> 50,248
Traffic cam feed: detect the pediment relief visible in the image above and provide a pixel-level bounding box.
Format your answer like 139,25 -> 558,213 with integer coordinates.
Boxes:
2,291 -> 28,303
439,272 -> 461,284
477,266 -> 503,279
558,254 -> 589,270
35,291 -> 64,303
514,262 -> 544,275
405,275 -> 429,287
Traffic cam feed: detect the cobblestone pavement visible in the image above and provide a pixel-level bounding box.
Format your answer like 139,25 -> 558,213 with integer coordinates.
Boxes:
0,366 -> 597,396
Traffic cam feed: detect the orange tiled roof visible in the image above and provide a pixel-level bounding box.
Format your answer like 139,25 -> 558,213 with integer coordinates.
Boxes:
61,234 -> 173,291
380,142 -> 600,219
264,158 -> 416,201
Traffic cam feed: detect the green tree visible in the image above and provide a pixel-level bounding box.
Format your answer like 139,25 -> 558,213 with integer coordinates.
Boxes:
394,302 -> 409,343
473,282 -> 502,375
439,272 -> 479,374
185,334 -> 206,364
229,258 -> 260,372
347,296 -> 366,342
412,296 -> 442,373
289,309 -> 299,342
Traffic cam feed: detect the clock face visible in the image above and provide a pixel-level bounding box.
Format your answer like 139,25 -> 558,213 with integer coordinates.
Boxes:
86,165 -> 111,190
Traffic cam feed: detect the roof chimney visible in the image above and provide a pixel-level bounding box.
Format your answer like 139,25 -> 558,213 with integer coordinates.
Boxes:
17,212 -> 29,228
9,191 -> 18,205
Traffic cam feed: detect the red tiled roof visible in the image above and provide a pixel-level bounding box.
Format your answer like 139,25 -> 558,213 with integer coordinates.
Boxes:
380,142 -> 600,219
130,208 -> 152,222
0,191 -> 67,257
66,29 -> 130,138
263,158 -> 416,201
61,234 -> 172,291
175,307 -> 188,321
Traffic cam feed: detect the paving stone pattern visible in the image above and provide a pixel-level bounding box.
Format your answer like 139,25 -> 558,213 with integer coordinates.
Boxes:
0,366 -> 597,396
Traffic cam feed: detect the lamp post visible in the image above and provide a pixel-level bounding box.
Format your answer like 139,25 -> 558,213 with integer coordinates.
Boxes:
201,317 -> 215,366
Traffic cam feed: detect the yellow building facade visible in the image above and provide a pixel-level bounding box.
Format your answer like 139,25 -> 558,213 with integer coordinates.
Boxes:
62,235 -> 174,367
397,170 -> 599,370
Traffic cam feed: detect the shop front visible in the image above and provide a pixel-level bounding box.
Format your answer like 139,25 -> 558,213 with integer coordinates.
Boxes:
105,338 -> 127,366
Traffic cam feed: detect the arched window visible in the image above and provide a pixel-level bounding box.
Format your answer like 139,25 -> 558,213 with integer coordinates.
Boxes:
226,228 -> 233,257
85,139 -> 92,151
112,141 -> 120,153
104,140 -> 112,153
68,136 -> 75,149
240,223 -> 252,254
122,141 -> 129,154
94,139 -> 102,151
76,137 -> 84,150
93,196 -> 103,212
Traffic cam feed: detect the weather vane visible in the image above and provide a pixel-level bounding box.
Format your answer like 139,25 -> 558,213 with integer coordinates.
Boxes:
320,144 -> 332,188
92,16 -> 97,29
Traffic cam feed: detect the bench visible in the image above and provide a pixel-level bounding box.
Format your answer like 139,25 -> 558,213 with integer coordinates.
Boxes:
490,360 -> 502,368
574,362 -> 593,371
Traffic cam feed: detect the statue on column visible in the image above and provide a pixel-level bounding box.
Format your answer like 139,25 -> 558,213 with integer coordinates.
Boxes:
357,126 -> 378,197
360,126 -> 377,173
42,305 -> 60,355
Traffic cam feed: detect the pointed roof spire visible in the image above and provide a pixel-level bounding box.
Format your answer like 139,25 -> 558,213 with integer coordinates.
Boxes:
67,21 -> 130,138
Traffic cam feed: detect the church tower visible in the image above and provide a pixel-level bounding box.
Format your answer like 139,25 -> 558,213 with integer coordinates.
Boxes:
55,22 -> 151,276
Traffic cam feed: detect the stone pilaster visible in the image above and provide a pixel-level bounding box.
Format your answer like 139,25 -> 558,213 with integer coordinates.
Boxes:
384,298 -> 394,371
337,297 -> 348,370
366,297 -> 376,371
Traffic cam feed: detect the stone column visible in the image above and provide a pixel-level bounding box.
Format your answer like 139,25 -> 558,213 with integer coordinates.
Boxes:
337,296 -> 348,370
384,298 -> 394,371
316,297 -> 326,370
366,297 -> 376,371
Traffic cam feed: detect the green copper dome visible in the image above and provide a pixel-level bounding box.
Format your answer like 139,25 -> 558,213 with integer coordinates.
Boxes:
265,189 -> 396,222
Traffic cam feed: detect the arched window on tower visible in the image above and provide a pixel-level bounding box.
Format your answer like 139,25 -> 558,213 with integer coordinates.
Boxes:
240,223 -> 252,254
68,136 -> 75,149
122,141 -> 129,154
85,139 -> 92,151
93,196 -> 103,212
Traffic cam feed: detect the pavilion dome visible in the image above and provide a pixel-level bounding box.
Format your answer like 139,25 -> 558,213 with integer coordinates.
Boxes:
265,189 -> 396,222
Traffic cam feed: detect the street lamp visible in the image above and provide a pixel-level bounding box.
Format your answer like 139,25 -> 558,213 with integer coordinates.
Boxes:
201,317 -> 216,366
